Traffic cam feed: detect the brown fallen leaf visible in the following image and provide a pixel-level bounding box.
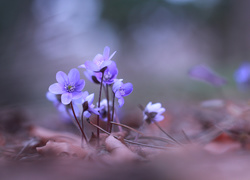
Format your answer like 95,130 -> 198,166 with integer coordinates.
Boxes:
104,135 -> 140,163
204,133 -> 241,154
37,140 -> 88,158
29,125 -> 84,146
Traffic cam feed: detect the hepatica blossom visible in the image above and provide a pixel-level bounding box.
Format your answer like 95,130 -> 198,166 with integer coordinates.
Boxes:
96,61 -> 118,84
112,80 -> 133,107
188,65 -> 226,86
79,46 -> 116,72
235,62 -> 250,88
143,102 -> 166,124
75,91 -> 99,118
49,68 -> 85,105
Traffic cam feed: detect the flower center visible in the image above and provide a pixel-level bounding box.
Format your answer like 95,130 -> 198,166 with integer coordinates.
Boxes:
104,72 -> 112,80
96,59 -> 104,67
65,84 -> 75,92
119,87 -> 125,96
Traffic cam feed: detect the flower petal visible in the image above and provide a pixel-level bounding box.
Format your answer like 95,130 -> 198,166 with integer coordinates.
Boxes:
61,93 -> 72,105
75,79 -> 85,91
103,46 -> 110,60
49,83 -> 65,94
84,111 -> 91,118
72,91 -> 83,100
123,83 -> 133,96
149,103 -> 161,112
68,68 -> 80,83
46,91 -> 57,102
154,115 -> 164,122
112,80 -> 123,93
109,51 -> 116,60
118,98 -> 124,107
56,71 -> 68,84
115,91 -> 122,99
100,60 -> 112,70
93,54 -> 104,66
158,108 -> 166,115
86,93 -> 94,105
85,61 -> 99,71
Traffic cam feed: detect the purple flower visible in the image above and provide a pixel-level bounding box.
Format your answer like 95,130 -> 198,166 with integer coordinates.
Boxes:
188,65 -> 226,86
112,79 -> 133,107
79,46 -> 116,72
46,91 -> 78,123
75,91 -> 99,118
49,68 -> 85,105
96,61 -> 118,85
143,102 -> 166,124
235,62 -> 250,88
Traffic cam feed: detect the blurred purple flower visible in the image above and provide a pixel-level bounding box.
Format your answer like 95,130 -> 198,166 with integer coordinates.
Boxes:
75,91 -> 99,118
96,61 -> 118,85
143,102 -> 166,124
112,79 -> 133,107
49,68 -> 85,105
235,62 -> 250,88
46,92 -> 78,123
79,46 -> 116,72
188,65 -> 226,86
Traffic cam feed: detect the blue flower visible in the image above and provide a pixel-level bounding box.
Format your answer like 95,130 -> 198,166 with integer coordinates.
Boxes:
188,65 -> 226,86
112,79 -> 133,107
79,46 -> 116,72
75,91 -> 99,118
235,62 -> 250,88
96,61 -> 118,85
49,68 -> 85,105
143,102 -> 166,124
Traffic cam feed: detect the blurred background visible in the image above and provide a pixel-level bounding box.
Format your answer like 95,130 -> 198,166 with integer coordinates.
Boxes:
0,0 -> 249,118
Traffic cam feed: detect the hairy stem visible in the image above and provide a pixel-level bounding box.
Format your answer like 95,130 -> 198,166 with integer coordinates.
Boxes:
110,91 -> 116,132
106,85 -> 111,132
70,102 -> 87,142
97,72 -> 104,143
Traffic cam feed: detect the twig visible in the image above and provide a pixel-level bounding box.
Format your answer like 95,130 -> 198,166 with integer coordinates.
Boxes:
110,121 -> 144,136
87,120 -> 167,150
153,120 -> 182,146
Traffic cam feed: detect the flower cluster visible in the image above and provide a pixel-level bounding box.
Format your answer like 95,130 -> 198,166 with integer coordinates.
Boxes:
48,46 -> 135,139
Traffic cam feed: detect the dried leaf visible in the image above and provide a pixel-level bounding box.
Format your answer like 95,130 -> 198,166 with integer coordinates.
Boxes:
37,140 -> 87,158
104,135 -> 140,163
29,125 -> 83,146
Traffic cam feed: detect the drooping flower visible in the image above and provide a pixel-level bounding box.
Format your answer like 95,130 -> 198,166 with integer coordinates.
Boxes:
112,79 -> 133,107
143,102 -> 166,124
79,46 -> 116,72
98,99 -> 113,121
188,65 -> 226,86
96,61 -> 118,85
49,68 -> 85,105
235,62 -> 250,89
46,91 -> 79,123
75,91 -> 99,118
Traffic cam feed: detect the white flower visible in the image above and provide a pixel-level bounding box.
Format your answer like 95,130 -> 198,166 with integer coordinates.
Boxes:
143,102 -> 166,123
